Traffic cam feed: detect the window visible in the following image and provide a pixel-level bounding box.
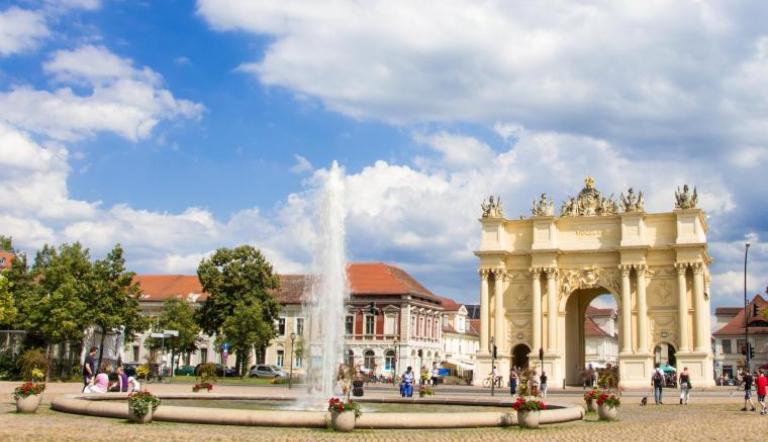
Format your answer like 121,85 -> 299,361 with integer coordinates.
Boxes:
365,315 -> 375,335
385,350 -> 396,371
419,317 -> 425,336
411,316 -> 417,337
132,345 -> 140,362
364,350 -> 375,369
295,353 -> 303,368
184,353 -> 191,366
346,349 -> 355,367
200,348 -> 208,364
345,316 -> 354,335
722,340 -> 732,354
276,350 -> 284,367
384,314 -> 396,335
296,318 -> 304,336
737,339 -> 747,355
427,318 -> 432,338
277,318 -> 286,336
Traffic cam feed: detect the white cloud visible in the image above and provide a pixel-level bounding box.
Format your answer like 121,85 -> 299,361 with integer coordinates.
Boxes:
0,7 -> 49,56
0,45 -> 203,141
290,154 -> 313,174
413,131 -> 495,168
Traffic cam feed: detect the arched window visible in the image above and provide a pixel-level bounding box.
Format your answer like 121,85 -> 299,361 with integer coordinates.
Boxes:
346,349 -> 355,368
385,350 -> 396,371
364,350 -> 376,370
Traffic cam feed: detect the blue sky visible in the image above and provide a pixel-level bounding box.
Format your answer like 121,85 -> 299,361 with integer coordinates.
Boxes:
1,1 -> 767,310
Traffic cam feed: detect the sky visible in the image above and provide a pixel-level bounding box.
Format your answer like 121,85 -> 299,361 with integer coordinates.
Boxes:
1,0 -> 767,312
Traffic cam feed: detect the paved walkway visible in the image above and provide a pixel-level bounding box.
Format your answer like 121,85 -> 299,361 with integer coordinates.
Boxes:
1,382 -> 764,441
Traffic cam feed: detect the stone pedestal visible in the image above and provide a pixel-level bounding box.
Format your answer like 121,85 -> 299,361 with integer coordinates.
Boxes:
618,353 -> 653,388
675,351 -> 714,388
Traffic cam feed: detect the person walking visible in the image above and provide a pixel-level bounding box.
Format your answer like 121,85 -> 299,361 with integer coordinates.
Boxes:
400,366 -> 415,398
756,369 -> 767,415
678,367 -> 691,405
652,364 -> 664,405
431,363 -> 440,386
741,369 -> 756,412
82,346 -> 97,389
509,369 -> 518,395
540,372 -> 548,397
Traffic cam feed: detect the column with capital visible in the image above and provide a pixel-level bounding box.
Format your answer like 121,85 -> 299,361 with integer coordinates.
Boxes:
530,269 -> 542,356
546,268 -> 558,353
620,265 -> 633,354
479,269 -> 490,354
636,265 -> 649,354
493,269 -> 505,355
676,264 -> 690,352
692,263 -> 708,353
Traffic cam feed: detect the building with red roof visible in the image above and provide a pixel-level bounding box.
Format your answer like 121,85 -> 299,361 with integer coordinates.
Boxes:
123,262 -> 463,376
713,293 -> 768,381
584,306 -> 618,368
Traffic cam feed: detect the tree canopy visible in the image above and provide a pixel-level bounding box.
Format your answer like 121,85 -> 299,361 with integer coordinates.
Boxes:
196,245 -> 280,337
220,299 -> 277,375
149,298 -> 201,356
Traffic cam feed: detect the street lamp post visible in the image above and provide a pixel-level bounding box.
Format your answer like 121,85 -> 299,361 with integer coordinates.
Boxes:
289,332 -> 296,389
744,242 -> 751,372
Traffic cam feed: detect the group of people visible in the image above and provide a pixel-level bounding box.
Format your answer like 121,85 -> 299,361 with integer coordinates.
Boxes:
506,367 -> 547,397
650,364 -> 687,405
82,346 -> 141,394
740,368 -> 768,415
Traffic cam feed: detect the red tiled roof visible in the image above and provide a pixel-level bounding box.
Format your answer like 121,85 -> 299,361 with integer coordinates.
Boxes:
133,263 -> 441,305
133,275 -> 208,302
715,307 -> 742,316
584,316 -> 611,338
468,319 -> 480,335
0,250 -> 14,271
586,306 -> 615,316
713,295 -> 768,336
436,296 -> 461,311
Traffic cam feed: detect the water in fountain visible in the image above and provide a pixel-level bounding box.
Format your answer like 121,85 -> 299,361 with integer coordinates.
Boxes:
304,161 -> 349,403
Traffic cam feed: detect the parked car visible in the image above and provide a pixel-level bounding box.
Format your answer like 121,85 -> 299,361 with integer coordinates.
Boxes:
249,364 -> 288,378
194,363 -> 238,377
174,365 -> 196,376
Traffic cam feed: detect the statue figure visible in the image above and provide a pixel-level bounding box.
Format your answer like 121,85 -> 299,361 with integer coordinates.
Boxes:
481,195 -> 504,218
620,187 -> 645,212
559,176 -> 617,217
674,184 -> 698,209
531,193 -> 554,216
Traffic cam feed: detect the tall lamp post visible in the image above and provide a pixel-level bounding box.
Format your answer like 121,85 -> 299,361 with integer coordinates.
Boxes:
744,242 -> 751,372
393,337 -> 399,384
289,332 -> 296,389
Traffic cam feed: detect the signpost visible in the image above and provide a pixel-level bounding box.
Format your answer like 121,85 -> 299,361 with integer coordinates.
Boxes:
150,329 -> 178,378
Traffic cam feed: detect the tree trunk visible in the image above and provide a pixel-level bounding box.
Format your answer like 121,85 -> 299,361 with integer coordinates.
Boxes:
45,343 -> 52,382
97,327 -> 107,371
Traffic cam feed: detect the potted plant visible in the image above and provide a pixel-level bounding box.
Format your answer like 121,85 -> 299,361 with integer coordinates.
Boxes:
583,388 -> 599,413
511,396 -> 546,429
596,391 -> 620,421
418,384 -> 434,398
13,381 -> 46,413
127,391 -> 161,424
327,396 -> 362,432
192,382 -> 213,392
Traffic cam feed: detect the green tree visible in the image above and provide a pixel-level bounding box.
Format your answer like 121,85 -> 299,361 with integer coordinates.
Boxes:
196,246 -> 280,375
219,299 -> 276,376
23,243 -> 92,379
0,277 -> 17,326
0,235 -> 13,252
88,244 -> 147,369
147,298 -> 201,371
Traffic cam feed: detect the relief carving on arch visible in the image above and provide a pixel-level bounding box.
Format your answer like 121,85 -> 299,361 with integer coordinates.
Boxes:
560,266 -> 620,298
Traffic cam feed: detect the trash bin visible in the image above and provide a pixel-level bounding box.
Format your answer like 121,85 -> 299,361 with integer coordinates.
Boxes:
352,379 -> 365,397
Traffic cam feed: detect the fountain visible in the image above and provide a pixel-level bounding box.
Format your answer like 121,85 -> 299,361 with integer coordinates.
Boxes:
304,161 -> 349,401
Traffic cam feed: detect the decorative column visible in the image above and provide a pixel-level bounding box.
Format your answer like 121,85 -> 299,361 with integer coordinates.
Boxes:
530,269 -> 542,355
676,263 -> 690,352
620,265 -> 633,354
479,269 -> 490,353
546,268 -> 558,353
494,269 -> 505,354
692,263 -> 708,353
636,265 -> 649,354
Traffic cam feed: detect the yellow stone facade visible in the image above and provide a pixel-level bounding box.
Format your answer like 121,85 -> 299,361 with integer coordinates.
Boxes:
475,179 -> 714,388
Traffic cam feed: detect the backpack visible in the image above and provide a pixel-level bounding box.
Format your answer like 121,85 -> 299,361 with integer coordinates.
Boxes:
653,371 -> 663,386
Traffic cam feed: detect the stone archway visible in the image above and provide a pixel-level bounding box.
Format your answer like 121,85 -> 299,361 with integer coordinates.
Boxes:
475,177 -> 715,388
511,344 -> 530,370
563,287 -> 619,386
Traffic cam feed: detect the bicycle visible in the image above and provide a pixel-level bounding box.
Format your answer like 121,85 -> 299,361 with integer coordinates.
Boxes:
482,375 -> 503,388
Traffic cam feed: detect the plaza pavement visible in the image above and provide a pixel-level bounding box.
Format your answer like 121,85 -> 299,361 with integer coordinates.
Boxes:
1,381 -> 764,441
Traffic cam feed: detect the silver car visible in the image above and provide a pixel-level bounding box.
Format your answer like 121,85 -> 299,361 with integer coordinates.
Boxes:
249,364 -> 288,378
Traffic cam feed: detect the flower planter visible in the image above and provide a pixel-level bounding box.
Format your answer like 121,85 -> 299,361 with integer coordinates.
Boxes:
330,410 -> 356,432
16,394 -> 42,413
517,410 -> 540,429
597,404 -> 618,421
128,407 -> 153,424
585,399 -> 596,413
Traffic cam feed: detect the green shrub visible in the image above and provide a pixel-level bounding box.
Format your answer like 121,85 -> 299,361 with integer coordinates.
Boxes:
196,363 -> 218,385
17,348 -> 48,381
0,349 -> 20,380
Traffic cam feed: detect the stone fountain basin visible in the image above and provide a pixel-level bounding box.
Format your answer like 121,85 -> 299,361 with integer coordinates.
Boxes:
52,393 -> 584,429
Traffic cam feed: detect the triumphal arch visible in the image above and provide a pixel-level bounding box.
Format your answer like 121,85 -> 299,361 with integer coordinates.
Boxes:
475,177 -> 713,388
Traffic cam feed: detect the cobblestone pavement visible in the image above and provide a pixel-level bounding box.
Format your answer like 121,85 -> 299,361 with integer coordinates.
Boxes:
2,382 -> 765,441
